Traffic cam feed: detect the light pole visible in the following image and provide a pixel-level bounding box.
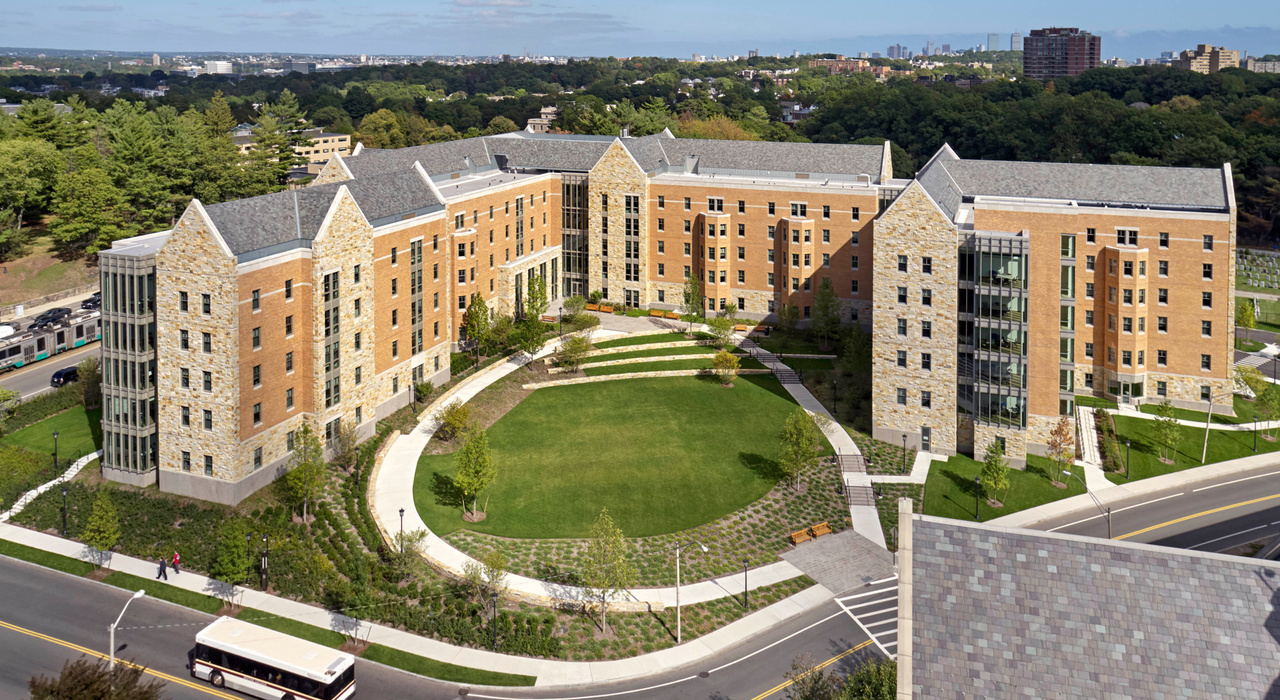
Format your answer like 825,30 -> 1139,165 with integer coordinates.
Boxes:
974,476 -> 981,522
491,592 -> 499,651
109,590 -> 145,670
674,540 -> 708,644
61,485 -> 67,537
52,431 -> 59,480
742,558 -> 749,610
261,535 -> 269,591
1063,470 -> 1112,538
399,508 -> 405,550
1125,439 -> 1131,480
1255,416 -> 1259,453
832,376 -> 838,416
246,532 -> 253,582
902,433 -> 907,473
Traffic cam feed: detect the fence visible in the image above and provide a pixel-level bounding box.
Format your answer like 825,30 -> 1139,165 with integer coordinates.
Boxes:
0,284 -> 99,320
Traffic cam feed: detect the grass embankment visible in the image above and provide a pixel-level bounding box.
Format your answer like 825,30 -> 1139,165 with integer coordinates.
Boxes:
924,454 -> 1087,522
583,357 -> 766,376
1106,415 -> 1280,483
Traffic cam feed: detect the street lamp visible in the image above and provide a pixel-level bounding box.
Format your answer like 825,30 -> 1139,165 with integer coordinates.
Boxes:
399,508 -> 405,550
902,433 -> 908,474
974,476 -> 981,522
832,376 -> 838,416
109,590 -> 145,670
1125,439 -> 1131,480
1063,471 -> 1112,538
674,540 -> 708,644
261,535 -> 269,591
742,558 -> 749,610
491,592 -> 499,651
1255,416 -> 1259,453
61,485 -> 67,538
52,431 -> 59,480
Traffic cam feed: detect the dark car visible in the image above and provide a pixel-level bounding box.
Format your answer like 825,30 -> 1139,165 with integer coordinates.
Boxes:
81,293 -> 101,310
50,367 -> 78,387
26,308 -> 72,331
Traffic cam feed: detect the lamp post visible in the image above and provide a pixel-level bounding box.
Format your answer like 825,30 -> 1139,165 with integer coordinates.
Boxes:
61,485 -> 67,537
902,433 -> 908,474
399,508 -> 405,550
1255,416 -> 1259,453
1063,470 -> 1112,538
742,558 -> 749,610
491,592 -> 499,651
261,535 -> 269,591
1125,439 -> 1131,480
974,476 -> 981,522
52,431 -> 59,480
109,590 -> 145,670
674,540 -> 708,644
832,376 -> 838,416
246,532 -> 253,582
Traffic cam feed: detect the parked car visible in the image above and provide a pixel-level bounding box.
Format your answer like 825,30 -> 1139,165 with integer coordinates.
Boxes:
26,308 -> 72,331
50,367 -> 78,387
81,293 -> 101,310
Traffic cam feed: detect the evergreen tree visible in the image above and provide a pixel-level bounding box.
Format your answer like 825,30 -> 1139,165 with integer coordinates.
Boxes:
203,90 -> 237,137
47,146 -> 133,256
81,489 -> 120,566
101,102 -> 172,231
264,88 -> 313,171
15,99 -> 71,148
249,114 -> 295,187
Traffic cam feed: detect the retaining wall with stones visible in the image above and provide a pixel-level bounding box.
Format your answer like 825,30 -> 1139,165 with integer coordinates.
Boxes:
525,368 -> 771,389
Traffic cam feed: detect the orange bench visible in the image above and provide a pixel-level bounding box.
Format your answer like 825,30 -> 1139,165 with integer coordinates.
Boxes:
811,522 -> 832,538
734,324 -> 750,333
649,309 -> 665,318
585,303 -> 600,311
541,315 -> 556,322
665,311 -> 680,319
790,529 -> 812,545
599,305 -> 614,313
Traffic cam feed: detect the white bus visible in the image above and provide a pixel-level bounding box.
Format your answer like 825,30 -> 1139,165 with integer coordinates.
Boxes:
193,616 -> 356,700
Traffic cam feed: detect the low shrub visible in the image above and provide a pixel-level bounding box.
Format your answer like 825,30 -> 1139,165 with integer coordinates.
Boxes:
2,384 -> 82,434
437,400 -> 471,441
450,352 -> 476,375
1095,408 -> 1122,472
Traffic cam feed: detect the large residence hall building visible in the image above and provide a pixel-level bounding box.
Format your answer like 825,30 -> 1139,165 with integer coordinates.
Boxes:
97,130 -> 1235,501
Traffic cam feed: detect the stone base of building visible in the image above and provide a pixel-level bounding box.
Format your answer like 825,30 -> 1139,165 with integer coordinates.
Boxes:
101,465 -> 157,489
159,456 -> 291,506
873,425 -> 957,457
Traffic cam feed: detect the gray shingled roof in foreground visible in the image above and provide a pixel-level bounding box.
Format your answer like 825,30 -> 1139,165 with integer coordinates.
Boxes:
345,138 -> 493,180
660,138 -> 885,179
486,137 -> 612,172
622,134 -> 671,174
911,516 -> 1280,699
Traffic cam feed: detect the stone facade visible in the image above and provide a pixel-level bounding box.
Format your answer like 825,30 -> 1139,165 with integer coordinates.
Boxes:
588,141 -> 649,305
872,182 -> 959,455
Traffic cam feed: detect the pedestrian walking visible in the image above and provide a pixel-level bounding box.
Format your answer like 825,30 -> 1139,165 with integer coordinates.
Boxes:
172,551 -> 181,575
156,557 -> 168,581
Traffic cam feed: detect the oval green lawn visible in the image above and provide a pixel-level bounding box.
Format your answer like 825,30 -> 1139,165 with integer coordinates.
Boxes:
414,375 -> 800,539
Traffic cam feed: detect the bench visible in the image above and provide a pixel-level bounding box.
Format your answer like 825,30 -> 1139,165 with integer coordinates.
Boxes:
665,311 -> 680,320
540,315 -> 556,322
811,522 -> 832,538
585,303 -> 600,312
789,529 -> 812,546
734,324 -> 750,333
599,305 -> 614,313
649,309 -> 666,318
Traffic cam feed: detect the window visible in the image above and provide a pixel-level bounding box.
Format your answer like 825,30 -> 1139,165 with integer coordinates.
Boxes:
767,225 -> 775,240
922,289 -> 932,307
768,202 -> 776,215
1123,289 -> 1133,305
458,296 -> 466,310
1138,350 -> 1145,366
1085,255 -> 1095,271
1085,342 -> 1094,358
201,294 -> 211,315
897,350 -> 907,368
1158,316 -> 1168,332
1203,235 -> 1213,251
1109,287 -> 1116,303
1159,232 -> 1169,248
1139,261 -> 1146,277
353,298 -> 361,317
708,197 -> 723,212
1123,317 -> 1132,333
1201,354 -> 1212,371
1202,320 -> 1212,336
822,253 -> 830,267
1085,282 -> 1094,299
181,406 -> 190,426
897,286 -> 907,304
1086,227 -> 1096,244
769,272 -> 776,286
896,388 -> 907,405
897,318 -> 907,336
1201,385 -> 1212,401
683,197 -> 691,210
179,291 -> 188,311
180,330 -> 189,350
1158,288 -> 1168,304
922,353 -> 932,370
1139,317 -> 1146,332
202,371 -> 211,392
657,195 -> 664,209
684,242 -> 691,256
921,391 -> 932,408
1061,234 -> 1076,258
252,403 -> 262,425
203,455 -> 213,476
683,219 -> 691,233
1085,310 -> 1094,326
790,203 -> 807,218
285,351 -> 293,372
392,278 -> 398,296
1159,260 -> 1168,276
1108,314 -> 1116,331
737,270 -> 744,283
738,200 -> 745,214
1085,373 -> 1094,389
851,279 -> 858,294
252,364 -> 261,387
793,253 -> 800,268
921,320 -> 931,338
851,230 -> 859,245
203,409 -> 212,430
1202,292 -> 1212,309
922,257 -> 932,274
252,327 -> 261,349
738,246 -> 745,261
822,205 -> 830,219
182,451 -> 190,471
852,255 -> 859,270
1203,263 -> 1213,280
1109,259 -> 1117,276
768,249 -> 775,263
1158,350 -> 1167,366
392,309 -> 398,327
1123,261 -> 1133,277
1139,289 -> 1146,305
852,206 -> 860,220
897,255 -> 907,272
1117,229 -> 1137,246
251,289 -> 260,311
286,387 -> 294,409
822,229 -> 830,243
1157,381 -> 1167,397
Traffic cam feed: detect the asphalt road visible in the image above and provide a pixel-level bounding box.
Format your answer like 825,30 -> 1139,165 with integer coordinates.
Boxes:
0,342 -> 98,398
0,551 -> 877,700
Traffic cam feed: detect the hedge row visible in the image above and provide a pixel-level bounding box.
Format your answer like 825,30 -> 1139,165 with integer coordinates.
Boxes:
1095,408 -> 1123,473
2,384 -> 82,434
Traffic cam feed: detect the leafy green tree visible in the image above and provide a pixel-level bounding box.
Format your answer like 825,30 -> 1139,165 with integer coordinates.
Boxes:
778,303 -> 800,332
210,518 -> 251,590
708,315 -> 735,348
1237,298 -> 1256,349
1238,364 -> 1269,400
556,335 -> 590,373
514,318 -> 547,358
0,139 -> 63,260
1152,400 -> 1182,463
811,277 -> 842,350
980,439 -> 1010,505
78,356 -> 102,411
680,273 -> 702,334
562,294 -> 587,319
47,146 -> 134,256
28,657 -> 167,700
329,418 -> 360,474
1046,415 -> 1073,486
839,658 -> 897,700
453,425 -> 497,517
464,293 -> 491,359
0,387 -> 19,431
1262,385 -> 1280,441
524,274 -> 550,320
437,400 -> 472,441
354,109 -> 406,150
583,508 -> 637,631
284,422 -> 325,521
783,652 -> 842,700
485,115 -> 519,134
81,489 -> 120,566
713,349 -> 741,386
780,409 -> 821,490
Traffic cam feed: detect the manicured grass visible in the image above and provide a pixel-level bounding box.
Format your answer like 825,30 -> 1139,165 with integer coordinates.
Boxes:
1239,338 -> 1267,352
2,407 -> 103,460
781,357 -> 834,371
1235,277 -> 1276,296
101,571 -> 224,614
1106,415 -> 1280,483
593,332 -> 710,349
363,644 -> 537,686
755,332 -> 826,355
583,357 -> 766,376
235,609 -> 347,647
1075,394 -> 1118,410
0,538 -> 96,576
585,345 -> 716,362
1137,394 -> 1261,425
415,375 -> 816,538
1255,298 -> 1280,333
923,454 -> 1086,522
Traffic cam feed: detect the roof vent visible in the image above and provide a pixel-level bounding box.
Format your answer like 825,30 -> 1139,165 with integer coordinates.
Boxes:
857,174 -> 872,185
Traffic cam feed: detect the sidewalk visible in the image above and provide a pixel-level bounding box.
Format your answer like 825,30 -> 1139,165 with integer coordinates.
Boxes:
1,287 -> 98,323
0,517 -> 835,687
868,450 -> 938,485
1112,401 -> 1277,431
1074,406 -> 1111,492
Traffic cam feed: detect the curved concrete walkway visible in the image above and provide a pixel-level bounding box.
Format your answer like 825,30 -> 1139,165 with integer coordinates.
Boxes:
370,328 -> 807,612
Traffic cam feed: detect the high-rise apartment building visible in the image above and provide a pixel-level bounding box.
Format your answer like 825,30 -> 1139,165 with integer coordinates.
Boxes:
1022,27 -> 1101,81
204,60 -> 233,74
872,146 -> 1235,466
987,33 -> 1000,53
1010,33 -> 1022,51
152,53 -> 161,67
99,131 -> 1234,499
1175,45 -> 1241,73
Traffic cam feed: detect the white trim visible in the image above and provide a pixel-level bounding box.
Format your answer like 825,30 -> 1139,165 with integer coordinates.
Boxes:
235,246 -> 312,274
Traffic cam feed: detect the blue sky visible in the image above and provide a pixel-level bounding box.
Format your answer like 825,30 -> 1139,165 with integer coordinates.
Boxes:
3,0 -> 1278,58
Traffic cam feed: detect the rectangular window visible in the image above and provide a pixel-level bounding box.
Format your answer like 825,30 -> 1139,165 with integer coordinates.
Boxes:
852,255 -> 859,270
1159,232 -> 1169,248
1123,289 -> 1133,305
897,318 -> 907,336
1158,350 -> 1167,366
1203,235 -> 1213,251
251,289 -> 260,311
252,364 -> 261,386
657,195 -> 664,209
179,291 -> 188,312
1085,282 -> 1094,299
1085,255 -> 1095,271
201,294 -> 210,315
921,391 -> 932,408
922,257 -> 932,274
922,289 -> 932,307
181,406 -> 190,426
921,320 -> 931,338
683,197 -> 691,210
767,225 -> 775,240
738,246 -> 745,261
921,353 -> 932,370
737,270 -> 744,283
1201,354 -> 1212,371
1158,316 -> 1168,332
851,279 -> 859,294
1085,342 -> 1094,358
1159,260 -> 1168,276
1123,261 -> 1133,277
180,330 -> 189,350
897,255 -> 907,272
204,455 -> 213,476
252,327 -> 261,349
1117,229 -> 1137,246
1158,288 -> 1168,304
739,223 -> 746,238
203,409 -> 212,430
1061,234 -> 1076,258
1157,381 -> 1167,397
1202,263 -> 1213,280
897,286 -> 907,304
896,388 -> 907,405
1123,317 -> 1132,333
285,351 -> 293,372
822,205 -> 830,219
252,403 -> 261,425
1085,310 -> 1094,326
852,207 -> 860,220
1086,228 -> 1095,244
1202,292 -> 1212,309
182,451 -> 190,471
897,350 -> 907,368
202,371 -> 211,392
1202,320 -> 1212,336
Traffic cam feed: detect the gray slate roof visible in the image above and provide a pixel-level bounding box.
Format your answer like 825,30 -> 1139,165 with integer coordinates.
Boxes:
486,136 -> 612,172
916,144 -> 1229,218
911,516 -> 1280,699
345,138 -> 493,180
658,138 -> 884,179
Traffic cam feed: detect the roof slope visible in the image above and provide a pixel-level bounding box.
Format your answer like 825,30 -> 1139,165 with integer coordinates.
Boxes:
660,138 -> 885,179
911,516 -> 1280,698
485,136 -> 613,172
344,138 -> 492,180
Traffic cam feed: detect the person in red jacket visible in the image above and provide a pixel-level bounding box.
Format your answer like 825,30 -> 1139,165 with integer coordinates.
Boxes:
171,551 -> 181,575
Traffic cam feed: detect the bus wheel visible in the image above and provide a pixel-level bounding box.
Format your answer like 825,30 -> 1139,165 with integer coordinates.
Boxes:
283,695 -> 296,700
209,671 -> 225,688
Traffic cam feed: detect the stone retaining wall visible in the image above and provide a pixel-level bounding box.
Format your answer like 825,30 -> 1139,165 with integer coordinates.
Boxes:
544,338 -> 719,364
776,354 -> 838,359
548,353 -> 720,374
525,368 -> 771,389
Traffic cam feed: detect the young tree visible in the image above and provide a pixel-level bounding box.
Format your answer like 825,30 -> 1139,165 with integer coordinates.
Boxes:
708,315 -> 736,348
811,277 -> 842,350
464,293 -> 491,360
329,419 -> 360,474
680,274 -> 702,334
782,652 -> 843,700
481,547 -> 510,601
453,425 -> 497,517
980,439 -> 1010,506
1238,364 -> 1269,400
77,355 -> 102,411
210,518 -> 251,591
778,303 -> 801,333
1237,298 -> 1257,349
1046,416 -> 1074,487
28,657 -> 167,700
1262,385 -> 1280,441
583,508 -> 637,631
387,528 -> 428,579
514,318 -> 547,358
437,400 -> 472,440
556,335 -> 591,374
713,349 -> 741,386
1152,400 -> 1182,463
779,409 -> 822,490
841,658 -> 898,700
81,489 -> 120,567
562,294 -> 587,319
524,274 -> 550,320
284,422 -> 325,521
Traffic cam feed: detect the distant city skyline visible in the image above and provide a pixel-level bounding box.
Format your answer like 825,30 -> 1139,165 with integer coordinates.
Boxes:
2,1 -> 1277,59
